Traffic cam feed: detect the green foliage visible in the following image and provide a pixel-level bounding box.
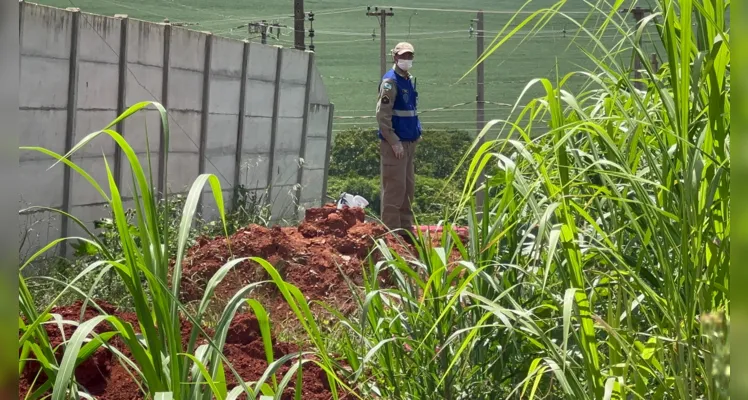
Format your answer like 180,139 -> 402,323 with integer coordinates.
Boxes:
327,0 -> 731,399
329,128 -> 474,180
328,128 -> 381,179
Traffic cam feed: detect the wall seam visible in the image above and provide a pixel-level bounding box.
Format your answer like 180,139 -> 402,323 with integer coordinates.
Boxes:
60,8 -> 80,257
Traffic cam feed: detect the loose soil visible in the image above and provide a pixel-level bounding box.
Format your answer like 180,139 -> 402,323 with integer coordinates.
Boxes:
19,300 -> 347,400
19,205 -> 466,399
178,204 -> 463,321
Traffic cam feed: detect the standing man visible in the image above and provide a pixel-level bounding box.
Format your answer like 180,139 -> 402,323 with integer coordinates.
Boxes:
376,42 -> 421,237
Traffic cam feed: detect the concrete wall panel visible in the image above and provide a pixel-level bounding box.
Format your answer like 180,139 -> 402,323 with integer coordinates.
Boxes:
19,56 -> 70,109
245,80 -> 276,117
301,168 -> 325,200
206,113 -> 239,155
127,19 -> 164,66
307,104 -> 331,138
124,63 -> 162,104
18,160 -> 65,209
272,153 -> 301,186
168,67 -> 203,111
242,116 -> 272,154
167,110 -> 201,152
275,118 -> 303,153
279,49 -> 309,85
203,154 -> 235,189
209,76 -> 241,115
246,43 -> 277,81
18,109 -> 68,160
278,83 -> 306,118
308,64 -> 329,105
238,154 -> 270,189
77,61 -> 119,110
21,4 -> 73,59
78,13 -> 121,64
302,137 -> 328,170
211,37 -> 244,77
165,152 -> 199,193
270,185 -> 296,219
170,27 -> 206,70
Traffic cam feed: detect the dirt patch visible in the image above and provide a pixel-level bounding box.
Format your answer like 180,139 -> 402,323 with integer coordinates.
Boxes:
19,301 -> 348,400
178,204 -> 442,320
19,205 -> 466,399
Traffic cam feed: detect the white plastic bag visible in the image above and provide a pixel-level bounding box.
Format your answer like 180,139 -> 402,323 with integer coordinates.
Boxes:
337,192 -> 369,209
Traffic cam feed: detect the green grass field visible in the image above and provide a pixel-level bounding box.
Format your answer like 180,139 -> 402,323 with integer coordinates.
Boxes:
38,0 -> 658,135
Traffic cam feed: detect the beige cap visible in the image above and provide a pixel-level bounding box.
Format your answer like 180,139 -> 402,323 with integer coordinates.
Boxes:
392,42 -> 415,56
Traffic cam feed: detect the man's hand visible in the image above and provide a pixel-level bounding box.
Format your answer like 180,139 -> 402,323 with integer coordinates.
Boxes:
392,141 -> 404,159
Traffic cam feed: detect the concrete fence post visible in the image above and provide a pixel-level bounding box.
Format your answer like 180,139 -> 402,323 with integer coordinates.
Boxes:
321,103 -> 335,205
114,14 -> 128,190
294,51 -> 315,218
196,32 -> 213,214
158,21 -> 172,196
233,40 -> 250,194
266,46 -> 284,210
60,7 -> 81,257
19,0 -> 25,45
198,33 -> 213,176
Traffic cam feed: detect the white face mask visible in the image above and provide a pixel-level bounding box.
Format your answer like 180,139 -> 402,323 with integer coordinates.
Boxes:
397,59 -> 413,71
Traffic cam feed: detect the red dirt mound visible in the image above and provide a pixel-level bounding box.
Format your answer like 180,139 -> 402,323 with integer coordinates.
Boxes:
179,204 -> 421,319
19,301 -> 348,400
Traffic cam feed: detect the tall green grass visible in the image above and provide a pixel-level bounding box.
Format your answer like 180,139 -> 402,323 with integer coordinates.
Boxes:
18,102 -> 349,399
329,0 -> 730,398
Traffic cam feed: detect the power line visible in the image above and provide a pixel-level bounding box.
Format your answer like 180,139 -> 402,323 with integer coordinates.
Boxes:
184,6 -> 363,26
381,6 -> 593,15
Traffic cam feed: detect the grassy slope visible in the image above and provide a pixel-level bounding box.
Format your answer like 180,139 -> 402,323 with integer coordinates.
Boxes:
38,0 -> 658,136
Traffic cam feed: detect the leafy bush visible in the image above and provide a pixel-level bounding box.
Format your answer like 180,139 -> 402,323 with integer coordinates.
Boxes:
329,128 -> 474,180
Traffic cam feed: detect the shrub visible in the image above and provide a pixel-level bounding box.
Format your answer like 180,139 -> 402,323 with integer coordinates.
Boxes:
329,128 -> 474,180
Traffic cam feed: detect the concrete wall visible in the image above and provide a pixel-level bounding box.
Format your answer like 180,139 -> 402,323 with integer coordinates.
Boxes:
18,2 -> 334,257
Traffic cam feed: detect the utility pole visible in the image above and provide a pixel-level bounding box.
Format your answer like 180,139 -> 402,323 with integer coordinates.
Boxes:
622,6 -> 652,90
473,10 -> 486,211
294,0 -> 305,50
367,6 -> 394,77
